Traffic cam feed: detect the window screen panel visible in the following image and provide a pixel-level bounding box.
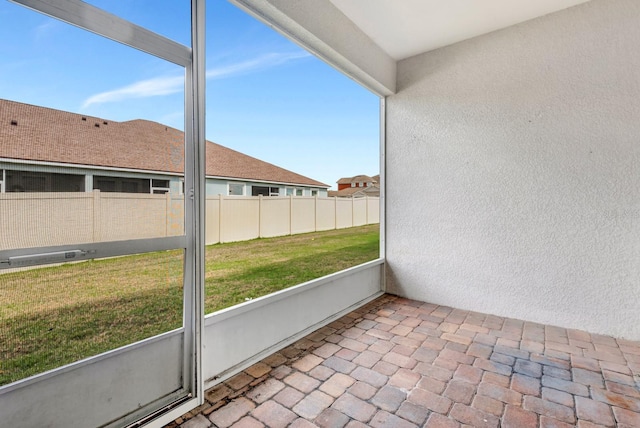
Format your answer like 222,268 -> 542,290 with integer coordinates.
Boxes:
0,1 -> 188,388
203,0 -> 381,318
0,250 -> 185,386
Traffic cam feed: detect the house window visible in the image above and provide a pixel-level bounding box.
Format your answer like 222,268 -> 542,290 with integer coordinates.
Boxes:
151,179 -> 170,194
311,189 -> 318,196
122,180 -> 141,193
251,186 -> 279,196
251,186 -> 268,196
94,176 -> 150,193
228,183 -> 244,196
0,169 -> 4,193
95,178 -> 116,192
5,170 -> 85,192
285,188 -> 294,196
351,182 -> 355,187
296,189 -> 303,196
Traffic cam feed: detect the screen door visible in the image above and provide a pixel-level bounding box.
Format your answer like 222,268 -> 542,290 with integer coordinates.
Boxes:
0,1 -> 204,427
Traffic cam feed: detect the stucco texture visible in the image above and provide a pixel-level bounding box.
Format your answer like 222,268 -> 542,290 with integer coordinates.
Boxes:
385,0 -> 640,339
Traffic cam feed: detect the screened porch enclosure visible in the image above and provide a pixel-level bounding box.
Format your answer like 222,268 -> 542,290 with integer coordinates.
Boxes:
1,0 -> 639,427
0,1 -> 383,427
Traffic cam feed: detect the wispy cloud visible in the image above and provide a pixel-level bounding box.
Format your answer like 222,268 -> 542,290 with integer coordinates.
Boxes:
34,20 -> 60,41
206,51 -> 310,79
82,51 -> 310,108
82,75 -> 184,108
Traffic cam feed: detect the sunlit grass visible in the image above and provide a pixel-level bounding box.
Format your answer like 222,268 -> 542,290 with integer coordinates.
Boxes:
204,225 -> 380,311
0,225 -> 379,385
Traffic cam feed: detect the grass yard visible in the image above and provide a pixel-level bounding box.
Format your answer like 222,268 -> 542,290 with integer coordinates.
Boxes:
0,224 -> 379,386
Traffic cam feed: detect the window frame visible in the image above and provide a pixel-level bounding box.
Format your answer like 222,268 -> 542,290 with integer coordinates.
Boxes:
151,178 -> 171,194
228,182 -> 245,196
251,185 -> 280,197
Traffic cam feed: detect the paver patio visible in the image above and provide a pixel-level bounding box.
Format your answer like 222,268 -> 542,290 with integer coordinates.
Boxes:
164,294 -> 640,428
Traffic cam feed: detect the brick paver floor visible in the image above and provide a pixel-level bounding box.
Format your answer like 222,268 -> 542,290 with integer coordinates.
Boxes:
165,295 -> 640,428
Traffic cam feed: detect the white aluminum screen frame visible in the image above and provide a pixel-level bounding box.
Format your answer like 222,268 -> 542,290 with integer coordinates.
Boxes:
0,0 -> 206,426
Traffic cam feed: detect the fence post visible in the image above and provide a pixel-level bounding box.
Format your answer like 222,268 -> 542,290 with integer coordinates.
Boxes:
351,196 -> 355,228
92,189 -> 101,242
219,194 -> 223,243
314,195 -> 318,232
165,192 -> 171,237
334,196 -> 337,231
258,194 -> 263,238
289,194 -> 293,236
366,195 -> 369,225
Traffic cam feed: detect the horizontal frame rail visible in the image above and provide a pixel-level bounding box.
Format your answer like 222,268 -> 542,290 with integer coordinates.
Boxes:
0,235 -> 186,269
10,0 -> 191,66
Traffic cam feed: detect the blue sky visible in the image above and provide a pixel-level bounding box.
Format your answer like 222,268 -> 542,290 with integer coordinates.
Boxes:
0,0 -> 379,189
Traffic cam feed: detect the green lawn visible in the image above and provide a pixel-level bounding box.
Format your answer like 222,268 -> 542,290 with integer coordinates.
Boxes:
0,225 -> 379,386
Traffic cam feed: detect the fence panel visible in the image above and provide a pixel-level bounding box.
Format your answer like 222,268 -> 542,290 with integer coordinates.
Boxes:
0,193 -> 94,250
167,195 -> 185,237
220,197 -> 260,243
205,197 -> 220,245
316,198 -> 336,231
260,197 -> 290,238
98,193 -> 176,242
353,198 -> 367,227
0,193 -> 379,249
291,197 -> 316,234
335,198 -> 353,229
367,197 -> 380,224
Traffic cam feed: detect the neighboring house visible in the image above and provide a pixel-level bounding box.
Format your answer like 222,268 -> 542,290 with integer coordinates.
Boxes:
0,99 -> 329,197
336,174 -> 377,190
331,174 -> 380,197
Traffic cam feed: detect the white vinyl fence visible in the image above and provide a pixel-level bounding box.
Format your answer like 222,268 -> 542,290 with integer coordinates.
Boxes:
0,192 -> 379,250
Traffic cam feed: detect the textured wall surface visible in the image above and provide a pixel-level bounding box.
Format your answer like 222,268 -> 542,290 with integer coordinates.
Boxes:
386,0 -> 640,339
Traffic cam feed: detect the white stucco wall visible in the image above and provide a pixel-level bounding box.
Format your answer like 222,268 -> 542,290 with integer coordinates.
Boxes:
386,0 -> 640,340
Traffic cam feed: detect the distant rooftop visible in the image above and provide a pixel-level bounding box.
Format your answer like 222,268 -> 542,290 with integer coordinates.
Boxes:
336,174 -> 377,185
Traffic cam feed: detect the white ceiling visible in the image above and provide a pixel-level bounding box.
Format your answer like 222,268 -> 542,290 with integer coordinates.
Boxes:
328,0 -> 592,61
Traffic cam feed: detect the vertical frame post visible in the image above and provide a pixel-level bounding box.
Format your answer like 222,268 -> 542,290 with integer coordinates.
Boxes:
379,97 -> 387,288
184,0 -> 206,405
